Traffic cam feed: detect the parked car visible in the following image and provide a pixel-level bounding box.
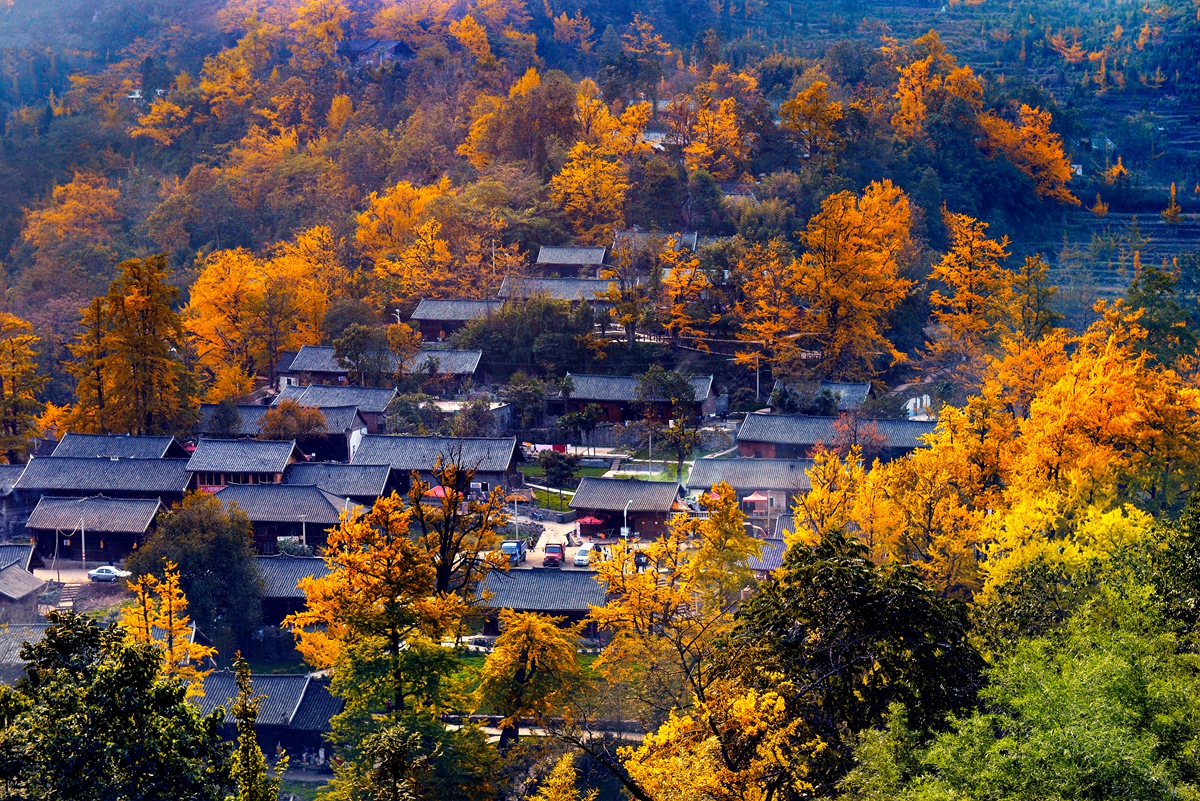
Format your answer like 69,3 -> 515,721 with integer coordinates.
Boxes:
543,542 -> 564,568
573,542 -> 595,567
500,539 -> 528,566
88,566 -> 131,582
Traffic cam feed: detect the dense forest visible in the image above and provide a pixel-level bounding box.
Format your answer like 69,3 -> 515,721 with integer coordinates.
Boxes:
3,1 -> 1200,800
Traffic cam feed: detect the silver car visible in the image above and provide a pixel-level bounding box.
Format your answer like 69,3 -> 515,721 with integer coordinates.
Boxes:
87,566 -> 131,582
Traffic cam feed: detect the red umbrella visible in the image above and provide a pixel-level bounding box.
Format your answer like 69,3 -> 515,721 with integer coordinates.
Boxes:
424,485 -> 448,498
743,492 -> 769,503
577,516 -> 604,525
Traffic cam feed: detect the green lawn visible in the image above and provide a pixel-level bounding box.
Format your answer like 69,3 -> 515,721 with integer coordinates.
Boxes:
279,779 -> 324,801
519,464 -> 609,479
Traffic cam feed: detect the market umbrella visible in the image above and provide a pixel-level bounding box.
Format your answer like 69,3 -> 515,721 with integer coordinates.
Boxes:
577,516 -> 604,525
743,492 -> 769,503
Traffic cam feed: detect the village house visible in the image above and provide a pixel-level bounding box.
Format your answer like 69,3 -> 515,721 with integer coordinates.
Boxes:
477,568 -> 606,637
281,462 -> 393,507
198,403 -> 368,463
685,458 -> 812,529
215,484 -> 353,553
193,671 -> 342,758
187,439 -> 301,490
26,495 -> 163,564
497,276 -> 612,310
562,373 -> 718,424
51,433 -> 190,459
350,435 -> 520,495
0,563 -> 45,623
14,457 -> 192,506
569,477 -> 683,540
255,554 -> 330,626
196,404 -> 271,438
409,298 -> 501,341
771,379 -> 873,411
735,413 -> 937,461
0,465 -> 26,537
274,383 -> 397,435
277,345 -> 482,396
535,245 -> 607,277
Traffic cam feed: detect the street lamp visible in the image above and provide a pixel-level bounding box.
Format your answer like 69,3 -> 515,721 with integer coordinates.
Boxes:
623,499 -> 633,539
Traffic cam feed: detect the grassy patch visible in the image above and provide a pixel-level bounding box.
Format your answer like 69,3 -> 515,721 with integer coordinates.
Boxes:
520,465 -> 608,479
533,488 -> 572,511
279,779 -> 324,801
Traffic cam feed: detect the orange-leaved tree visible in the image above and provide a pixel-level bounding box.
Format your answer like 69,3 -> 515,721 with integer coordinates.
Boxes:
121,561 -> 217,697
978,104 -> 1079,205
795,180 -> 916,380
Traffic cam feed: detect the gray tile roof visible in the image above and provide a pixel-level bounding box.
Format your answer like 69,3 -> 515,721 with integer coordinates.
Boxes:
276,385 -> 307,403
15,457 -> 192,495
0,544 -> 34,571
405,349 -> 482,376
614,230 -> 698,252
285,345 -> 345,375
537,246 -> 606,265
735,414 -> 936,450
255,555 -> 329,598
498,276 -> 612,302
197,405 -> 271,437
193,672 -> 310,726
0,623 -> 47,666
565,373 -> 713,403
747,538 -> 786,573
0,464 -> 25,495
773,515 -> 796,539
687,458 -> 813,492
289,679 -> 342,732
276,385 -> 397,414
771,380 -> 872,411
283,463 -> 389,497
187,439 -> 298,474
26,496 -> 163,534
569,477 -> 681,513
52,433 -> 185,459
819,382 -> 872,410
310,405 -> 367,433
410,299 -> 501,322
352,435 -> 517,474
0,563 -> 44,601
478,568 -> 606,613
216,484 -> 350,526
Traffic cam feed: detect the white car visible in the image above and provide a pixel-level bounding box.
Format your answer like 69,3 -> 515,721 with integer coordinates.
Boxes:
573,542 -> 595,567
87,566 -> 131,582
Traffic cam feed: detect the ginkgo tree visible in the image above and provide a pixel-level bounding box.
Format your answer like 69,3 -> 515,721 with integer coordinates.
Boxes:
120,561 -> 217,697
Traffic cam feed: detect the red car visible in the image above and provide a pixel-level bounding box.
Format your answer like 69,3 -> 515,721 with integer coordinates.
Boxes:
543,543 -> 564,568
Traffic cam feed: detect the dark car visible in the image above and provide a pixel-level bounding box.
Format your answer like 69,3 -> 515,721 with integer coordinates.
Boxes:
543,543 -> 564,568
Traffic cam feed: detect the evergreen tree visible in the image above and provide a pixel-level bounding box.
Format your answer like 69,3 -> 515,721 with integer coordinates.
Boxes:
226,654 -> 287,801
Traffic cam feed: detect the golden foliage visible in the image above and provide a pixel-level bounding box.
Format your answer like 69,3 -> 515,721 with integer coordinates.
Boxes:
795,179 -> 915,379
121,563 -> 217,697
978,104 -> 1079,205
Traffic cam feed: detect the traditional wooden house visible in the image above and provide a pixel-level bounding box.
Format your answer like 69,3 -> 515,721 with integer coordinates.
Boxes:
535,245 -> 606,277
256,554 -> 330,625
216,484 -> 353,553
26,495 -> 163,563
274,384 -> 397,435
497,276 -> 612,310
562,373 -> 717,424
409,298 -> 501,341
686,458 -> 812,529
193,672 -> 343,757
187,439 -> 301,490
14,457 -> 192,506
477,568 -> 606,636
569,477 -> 683,539
350,435 -> 519,495
51,433 -> 190,459
0,563 -> 45,623
0,623 -> 47,685
282,463 -> 392,507
770,379 -> 873,411
196,404 -> 271,438
735,413 -> 936,461
0,465 -> 27,538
